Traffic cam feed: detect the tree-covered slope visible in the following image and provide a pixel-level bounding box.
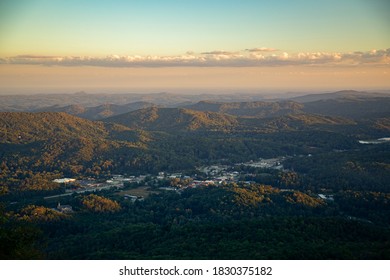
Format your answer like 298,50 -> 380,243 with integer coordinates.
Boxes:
0,112 -> 148,192
105,107 -> 238,132
33,101 -> 156,120
186,100 -> 303,117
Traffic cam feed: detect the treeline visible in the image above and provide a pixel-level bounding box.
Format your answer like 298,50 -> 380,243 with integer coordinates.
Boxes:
283,143 -> 390,192
2,181 -> 390,259
25,184 -> 390,259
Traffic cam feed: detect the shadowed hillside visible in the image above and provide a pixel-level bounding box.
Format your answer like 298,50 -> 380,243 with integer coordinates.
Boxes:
290,90 -> 390,103
185,100 -> 303,117
33,101 -> 155,120
302,97 -> 390,119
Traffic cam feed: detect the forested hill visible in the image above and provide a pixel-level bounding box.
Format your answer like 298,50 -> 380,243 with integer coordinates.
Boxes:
105,107 -> 238,132
184,97 -> 390,120
104,106 -> 358,134
0,112 -> 109,143
0,112 -> 148,183
33,101 -> 155,120
302,97 -> 390,119
289,90 -> 390,103
185,100 -> 303,117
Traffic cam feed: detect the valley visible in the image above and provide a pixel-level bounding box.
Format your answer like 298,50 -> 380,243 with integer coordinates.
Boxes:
1,90 -> 390,259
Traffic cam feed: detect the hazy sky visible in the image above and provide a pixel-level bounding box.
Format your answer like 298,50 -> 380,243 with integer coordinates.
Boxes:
0,0 -> 389,94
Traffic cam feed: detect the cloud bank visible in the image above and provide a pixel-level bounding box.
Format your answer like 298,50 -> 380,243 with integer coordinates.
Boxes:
1,48 -> 389,68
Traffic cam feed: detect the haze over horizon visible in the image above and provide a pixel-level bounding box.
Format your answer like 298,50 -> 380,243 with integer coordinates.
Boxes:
0,0 -> 389,94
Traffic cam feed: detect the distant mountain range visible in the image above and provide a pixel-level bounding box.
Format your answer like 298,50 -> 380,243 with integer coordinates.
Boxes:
1,90 -> 389,119
33,101 -> 155,120
1,90 -> 388,136
186,98 -> 390,120
0,91 -> 266,112
301,97 -> 390,119
288,90 -> 390,103
184,100 -> 304,117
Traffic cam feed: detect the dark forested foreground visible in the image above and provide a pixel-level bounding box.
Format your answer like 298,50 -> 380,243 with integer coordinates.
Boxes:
1,185 -> 390,259
1,91 -> 390,259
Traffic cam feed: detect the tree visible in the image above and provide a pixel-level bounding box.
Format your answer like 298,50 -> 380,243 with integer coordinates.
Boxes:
81,194 -> 121,213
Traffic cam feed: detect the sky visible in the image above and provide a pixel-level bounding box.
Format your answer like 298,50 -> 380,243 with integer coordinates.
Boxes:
0,0 -> 389,94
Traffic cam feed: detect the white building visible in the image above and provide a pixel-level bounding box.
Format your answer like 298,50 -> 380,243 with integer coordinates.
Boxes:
53,178 -> 76,184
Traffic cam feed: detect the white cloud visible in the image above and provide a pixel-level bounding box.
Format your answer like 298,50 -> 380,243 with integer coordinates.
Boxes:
280,52 -> 289,60
1,49 -> 389,67
201,50 -> 239,55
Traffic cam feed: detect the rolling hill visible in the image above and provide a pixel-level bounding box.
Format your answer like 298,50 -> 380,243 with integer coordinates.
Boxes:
105,107 -> 238,132
302,97 -> 390,119
33,101 -> 155,120
185,100 -> 303,117
0,112 -> 147,177
0,112 -> 107,143
184,94 -> 390,120
289,90 -> 390,103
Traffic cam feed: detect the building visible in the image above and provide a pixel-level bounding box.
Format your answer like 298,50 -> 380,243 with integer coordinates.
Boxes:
57,202 -> 73,213
53,178 -> 76,184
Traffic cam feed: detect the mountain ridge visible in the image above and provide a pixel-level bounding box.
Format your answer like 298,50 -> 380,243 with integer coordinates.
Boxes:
185,100 -> 304,117
32,101 -> 156,120
105,107 -> 239,132
289,90 -> 390,103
